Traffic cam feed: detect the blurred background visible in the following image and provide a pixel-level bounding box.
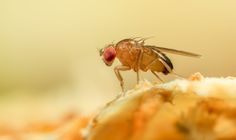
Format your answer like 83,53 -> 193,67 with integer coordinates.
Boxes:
0,0 -> 236,128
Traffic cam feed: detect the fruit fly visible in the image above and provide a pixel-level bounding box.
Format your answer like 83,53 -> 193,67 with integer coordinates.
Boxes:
99,38 -> 201,93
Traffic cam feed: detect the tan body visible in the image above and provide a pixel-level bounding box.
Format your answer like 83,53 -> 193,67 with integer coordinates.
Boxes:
100,38 -> 201,93
114,39 -> 172,92
115,39 -> 167,73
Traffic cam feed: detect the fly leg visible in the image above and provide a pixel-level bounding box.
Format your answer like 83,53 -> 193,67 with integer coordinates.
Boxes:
136,49 -> 143,84
136,71 -> 140,84
151,71 -> 164,83
114,65 -> 131,94
143,58 -> 164,83
172,71 -> 185,79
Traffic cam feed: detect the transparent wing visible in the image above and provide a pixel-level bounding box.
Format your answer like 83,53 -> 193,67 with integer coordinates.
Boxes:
145,45 -> 201,58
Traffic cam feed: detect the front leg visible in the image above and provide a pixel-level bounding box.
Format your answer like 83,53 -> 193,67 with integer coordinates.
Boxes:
114,65 -> 131,93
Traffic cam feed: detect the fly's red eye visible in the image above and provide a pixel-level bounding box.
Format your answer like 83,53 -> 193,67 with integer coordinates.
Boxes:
103,47 -> 116,62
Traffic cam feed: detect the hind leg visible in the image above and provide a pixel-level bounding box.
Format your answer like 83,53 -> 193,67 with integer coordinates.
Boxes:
151,71 -> 164,83
171,71 -> 185,79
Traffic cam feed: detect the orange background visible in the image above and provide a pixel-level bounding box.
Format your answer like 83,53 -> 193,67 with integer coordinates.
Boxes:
0,0 -> 236,126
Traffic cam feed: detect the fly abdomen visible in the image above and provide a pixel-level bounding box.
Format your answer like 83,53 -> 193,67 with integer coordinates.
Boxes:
158,53 -> 173,74
148,48 -> 173,74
